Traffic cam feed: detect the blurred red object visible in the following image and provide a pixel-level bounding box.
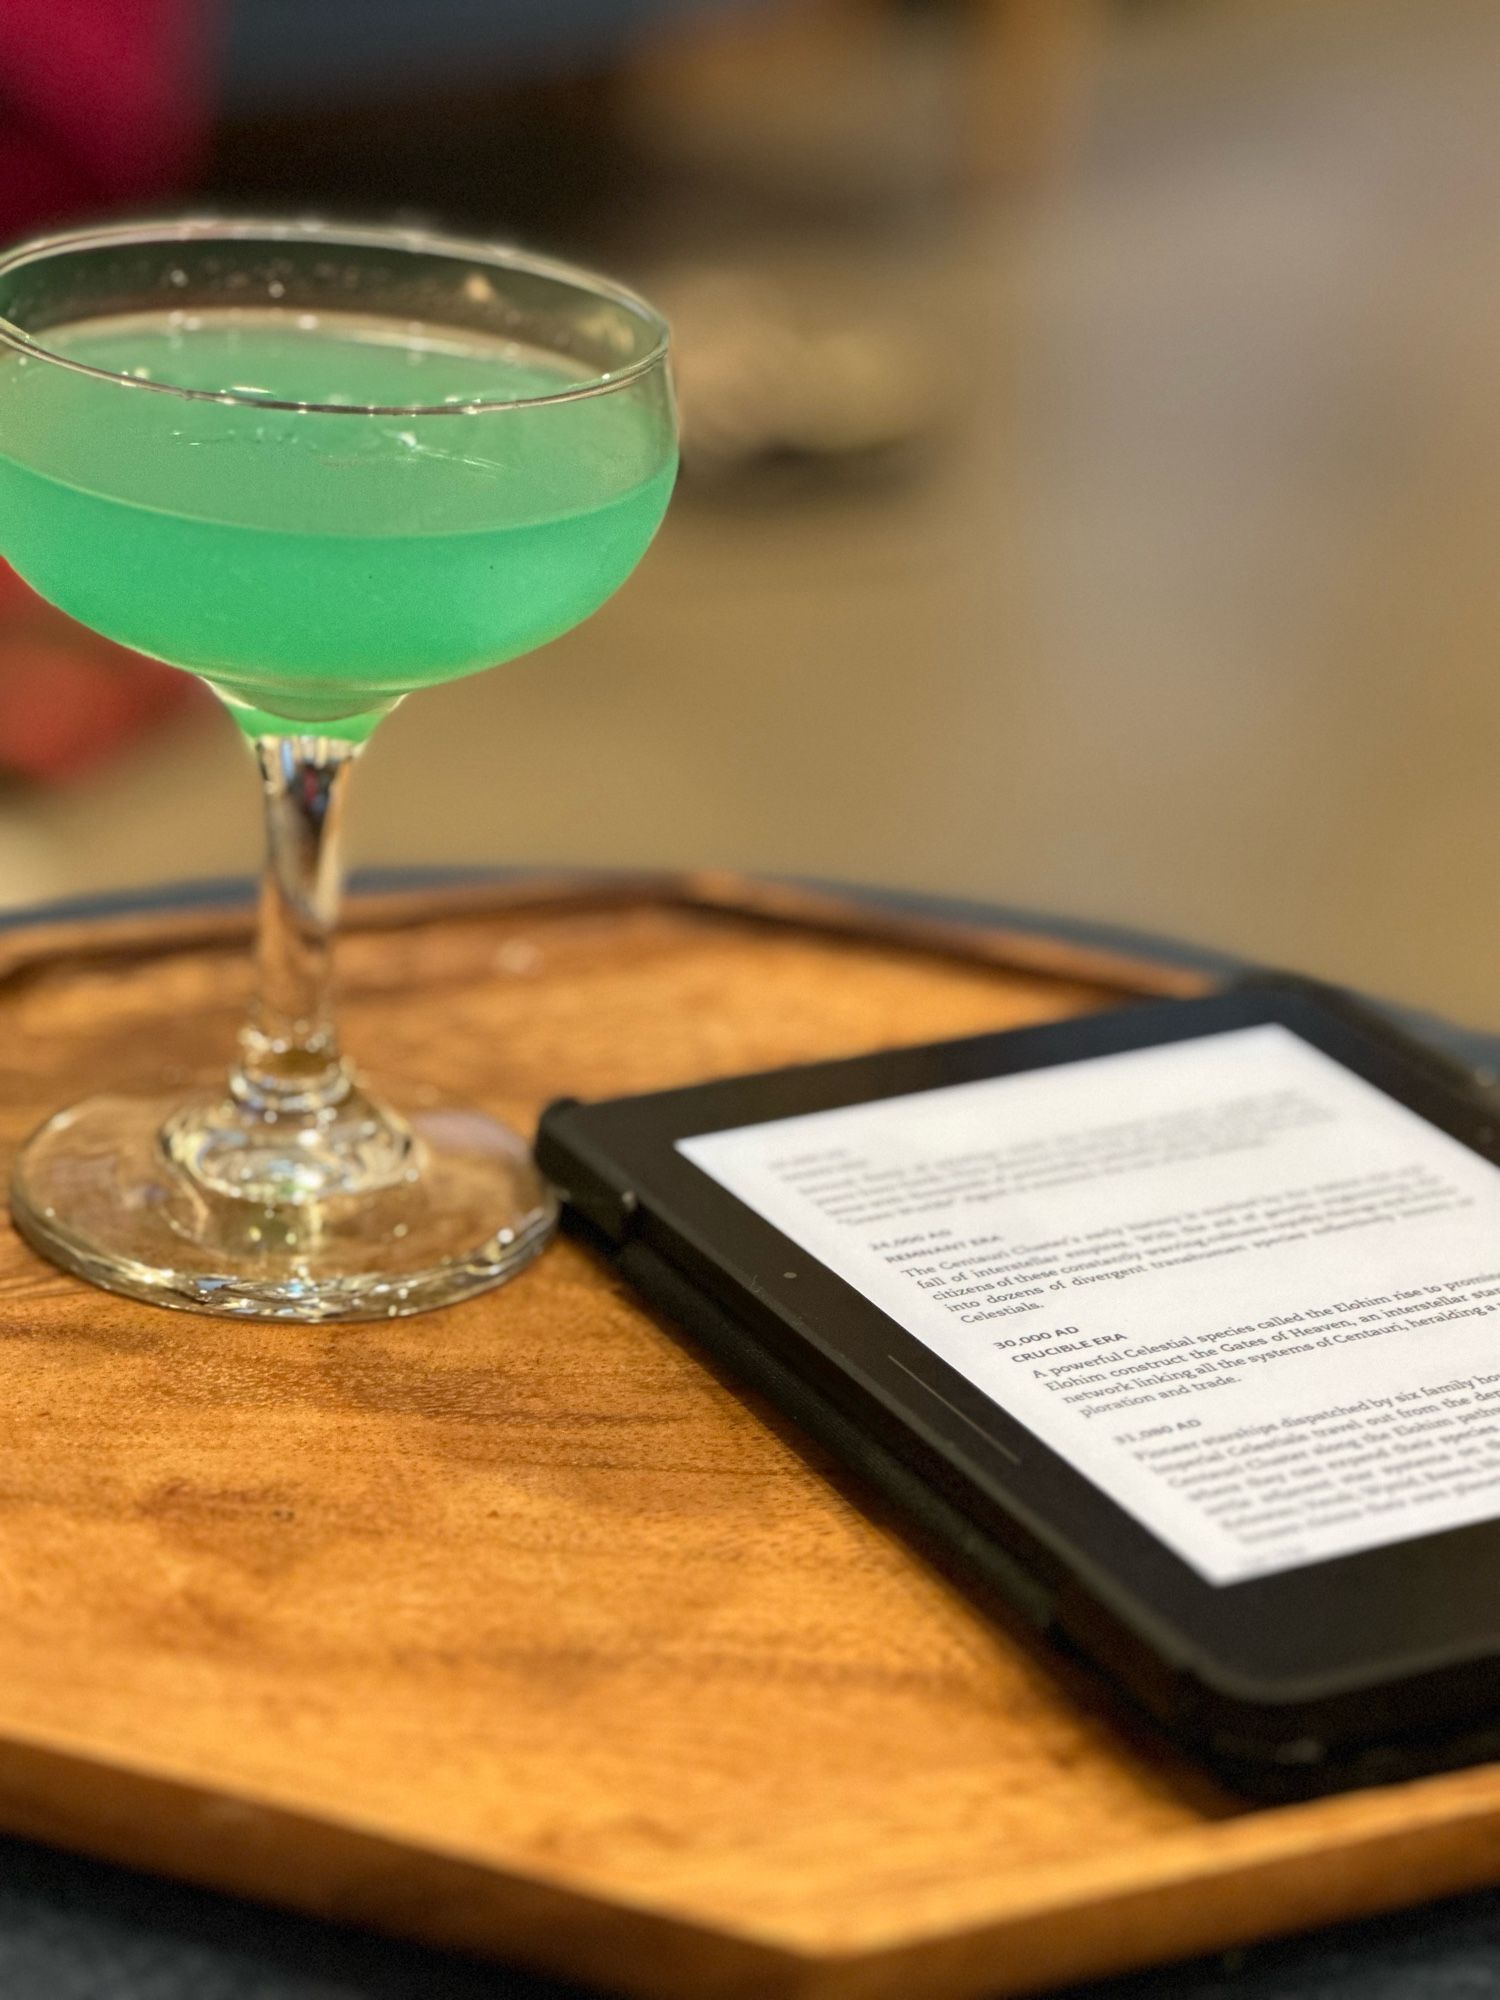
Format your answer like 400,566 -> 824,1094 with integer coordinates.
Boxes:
0,1 -> 213,780
0,564 -> 197,784
0,0 -> 212,233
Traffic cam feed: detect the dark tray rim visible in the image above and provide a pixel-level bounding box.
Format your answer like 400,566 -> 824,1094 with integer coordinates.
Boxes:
3,865 -> 1491,1077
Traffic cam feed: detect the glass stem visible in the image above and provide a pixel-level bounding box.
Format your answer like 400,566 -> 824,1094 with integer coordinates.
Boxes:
231,734 -> 359,1117
164,730 -> 412,1205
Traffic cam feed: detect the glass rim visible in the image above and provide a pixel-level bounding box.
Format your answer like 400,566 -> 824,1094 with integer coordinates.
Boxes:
0,214 -> 672,417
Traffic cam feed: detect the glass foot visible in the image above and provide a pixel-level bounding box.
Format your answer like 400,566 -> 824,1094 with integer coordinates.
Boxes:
10,1090 -> 557,1321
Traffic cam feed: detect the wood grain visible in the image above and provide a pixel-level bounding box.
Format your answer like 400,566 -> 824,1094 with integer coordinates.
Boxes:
0,877 -> 1497,1998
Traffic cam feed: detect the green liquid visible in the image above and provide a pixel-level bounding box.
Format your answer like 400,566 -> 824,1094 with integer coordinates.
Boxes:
0,309 -> 675,733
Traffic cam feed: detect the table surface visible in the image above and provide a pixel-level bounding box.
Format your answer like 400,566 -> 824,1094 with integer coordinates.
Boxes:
5,874 -> 1500,2000
3,1829 -> 1500,2000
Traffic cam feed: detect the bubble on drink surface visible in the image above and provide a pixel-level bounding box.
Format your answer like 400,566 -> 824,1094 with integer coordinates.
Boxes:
267,280 -> 286,300
168,269 -> 188,287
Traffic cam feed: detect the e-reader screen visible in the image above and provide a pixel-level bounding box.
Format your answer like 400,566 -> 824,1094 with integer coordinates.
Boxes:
680,1023 -> 1500,1586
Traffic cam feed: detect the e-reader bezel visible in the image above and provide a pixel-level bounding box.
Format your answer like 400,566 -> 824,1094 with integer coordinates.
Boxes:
538,983 -> 1500,1725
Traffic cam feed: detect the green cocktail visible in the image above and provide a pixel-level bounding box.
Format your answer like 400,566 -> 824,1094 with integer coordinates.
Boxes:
0,306 -> 674,735
0,219 -> 677,1319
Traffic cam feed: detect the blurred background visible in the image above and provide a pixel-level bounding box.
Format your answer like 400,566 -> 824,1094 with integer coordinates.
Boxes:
2,0 -> 1500,1023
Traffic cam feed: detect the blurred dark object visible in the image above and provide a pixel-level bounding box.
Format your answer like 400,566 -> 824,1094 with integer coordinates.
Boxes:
219,0 -> 734,109
0,0 -> 212,235
661,267 -> 940,489
206,0 -> 746,244
205,71 -> 624,245
0,566 -> 197,786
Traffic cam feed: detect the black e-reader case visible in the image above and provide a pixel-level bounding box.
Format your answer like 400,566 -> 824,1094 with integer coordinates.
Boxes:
537,980 -> 1500,1798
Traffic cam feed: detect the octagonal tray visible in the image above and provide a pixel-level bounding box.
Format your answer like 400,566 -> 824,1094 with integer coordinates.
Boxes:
3,870 -> 1500,1999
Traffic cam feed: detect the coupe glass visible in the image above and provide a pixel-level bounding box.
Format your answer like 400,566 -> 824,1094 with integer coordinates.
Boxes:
0,218 -> 676,1319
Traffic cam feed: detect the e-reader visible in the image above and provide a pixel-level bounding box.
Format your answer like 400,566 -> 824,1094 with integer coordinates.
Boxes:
537,980 -> 1500,1795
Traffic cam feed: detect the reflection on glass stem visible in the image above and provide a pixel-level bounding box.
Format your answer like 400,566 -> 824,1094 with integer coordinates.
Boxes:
238,732 -> 355,1117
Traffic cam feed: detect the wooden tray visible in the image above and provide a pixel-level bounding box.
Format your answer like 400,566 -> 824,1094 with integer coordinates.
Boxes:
3,872 -> 1500,2000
